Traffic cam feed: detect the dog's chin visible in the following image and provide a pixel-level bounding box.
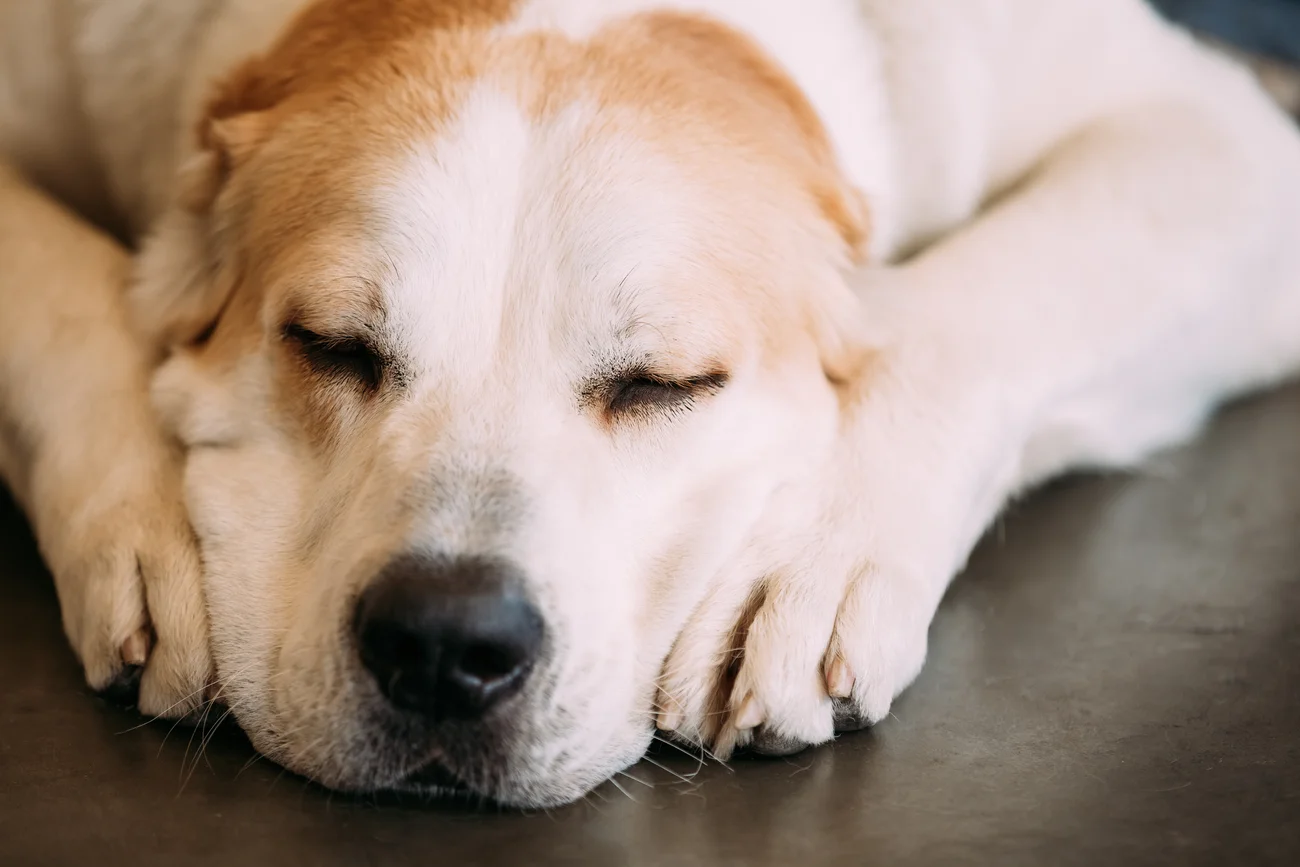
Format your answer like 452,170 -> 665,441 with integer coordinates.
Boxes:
388,760 -> 597,809
399,728 -> 656,809
396,760 -> 478,800
262,717 -> 656,809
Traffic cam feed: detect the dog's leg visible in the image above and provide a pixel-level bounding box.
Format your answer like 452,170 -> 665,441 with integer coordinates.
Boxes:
659,76 -> 1300,755
0,162 -> 211,717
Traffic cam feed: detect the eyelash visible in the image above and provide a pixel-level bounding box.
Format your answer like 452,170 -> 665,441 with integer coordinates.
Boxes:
603,371 -> 729,418
283,323 -> 385,390
281,324 -> 724,417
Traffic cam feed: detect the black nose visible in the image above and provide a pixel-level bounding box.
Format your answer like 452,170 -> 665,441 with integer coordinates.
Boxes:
353,554 -> 544,720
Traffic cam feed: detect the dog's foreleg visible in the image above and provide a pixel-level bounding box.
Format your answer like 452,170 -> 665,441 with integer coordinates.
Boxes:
804,82 -> 1300,736
666,76 -> 1300,754
880,91 -> 1300,506
0,162 -> 210,717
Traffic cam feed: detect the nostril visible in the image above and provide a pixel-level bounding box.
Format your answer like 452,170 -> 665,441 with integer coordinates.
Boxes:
439,638 -> 534,712
357,625 -> 434,705
457,642 -> 525,684
353,554 -> 544,720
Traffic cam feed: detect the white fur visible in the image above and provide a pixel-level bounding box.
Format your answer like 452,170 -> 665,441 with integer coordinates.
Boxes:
2,0 -> 1299,805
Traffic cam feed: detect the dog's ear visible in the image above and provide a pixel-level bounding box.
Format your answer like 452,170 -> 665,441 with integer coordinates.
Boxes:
633,12 -> 873,265
128,0 -> 384,352
127,71 -> 281,351
806,268 -> 877,394
181,110 -> 274,213
129,0 -> 405,351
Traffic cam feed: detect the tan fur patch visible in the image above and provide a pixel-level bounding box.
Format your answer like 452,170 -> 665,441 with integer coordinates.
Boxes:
189,0 -> 874,435
586,12 -> 869,258
205,0 -> 518,125
201,2 -> 867,258
575,13 -> 875,388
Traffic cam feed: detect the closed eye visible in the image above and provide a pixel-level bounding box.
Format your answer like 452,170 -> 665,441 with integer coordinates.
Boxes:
602,370 -> 729,419
283,323 -> 385,390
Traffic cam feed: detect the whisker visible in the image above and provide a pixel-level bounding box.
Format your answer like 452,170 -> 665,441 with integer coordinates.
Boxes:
178,706 -> 235,795
617,769 -> 654,789
176,699 -> 216,781
116,678 -> 216,736
235,751 -> 268,779
607,776 -> 638,803
651,731 -> 727,768
640,754 -> 701,785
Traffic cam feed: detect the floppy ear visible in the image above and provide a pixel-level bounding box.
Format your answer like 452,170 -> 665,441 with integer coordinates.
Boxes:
127,75 -> 277,352
805,266 -> 878,394
631,12 -> 876,386
634,12 -> 873,264
128,0 -> 420,351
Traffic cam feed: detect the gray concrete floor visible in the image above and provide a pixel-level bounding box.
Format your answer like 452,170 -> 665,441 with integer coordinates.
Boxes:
2,382 -> 1298,867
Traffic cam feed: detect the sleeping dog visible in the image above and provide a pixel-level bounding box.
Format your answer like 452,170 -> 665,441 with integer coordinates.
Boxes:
2,0 -> 1299,807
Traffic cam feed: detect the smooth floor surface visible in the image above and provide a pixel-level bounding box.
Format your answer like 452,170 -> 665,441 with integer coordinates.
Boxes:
2,383 -> 1299,867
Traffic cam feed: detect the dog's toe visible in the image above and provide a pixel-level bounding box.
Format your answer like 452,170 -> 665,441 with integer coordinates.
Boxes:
58,506 -> 212,721
708,566 -> 847,756
656,551 -> 936,765
707,562 -> 937,758
134,533 -> 214,720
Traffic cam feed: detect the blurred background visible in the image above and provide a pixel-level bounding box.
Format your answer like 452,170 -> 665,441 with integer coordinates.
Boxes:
1153,0 -> 1300,114
1152,0 -> 1300,62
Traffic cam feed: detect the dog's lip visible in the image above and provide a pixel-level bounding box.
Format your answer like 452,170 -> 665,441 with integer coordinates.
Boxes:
399,759 -> 475,795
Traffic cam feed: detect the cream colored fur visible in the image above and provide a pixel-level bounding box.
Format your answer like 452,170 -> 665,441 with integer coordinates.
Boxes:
2,0 -> 1299,805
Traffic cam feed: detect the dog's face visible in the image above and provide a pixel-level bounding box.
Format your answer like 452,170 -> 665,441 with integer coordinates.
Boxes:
135,3 -> 869,807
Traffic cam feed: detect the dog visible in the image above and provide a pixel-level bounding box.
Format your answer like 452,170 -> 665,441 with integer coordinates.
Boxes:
2,0 -> 1299,808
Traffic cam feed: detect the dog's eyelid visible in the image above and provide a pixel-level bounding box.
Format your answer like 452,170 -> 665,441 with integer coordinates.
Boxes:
632,370 -> 730,391
283,321 -> 368,348
282,321 -> 386,389
598,367 -> 730,419
605,356 -> 731,386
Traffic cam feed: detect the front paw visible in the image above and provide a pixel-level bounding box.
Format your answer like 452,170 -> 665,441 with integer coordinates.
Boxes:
656,549 -> 935,759
38,459 -> 212,720
655,364 -> 1002,759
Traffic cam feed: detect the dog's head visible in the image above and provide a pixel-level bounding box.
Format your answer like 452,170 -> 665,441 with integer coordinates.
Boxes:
134,0 -> 873,807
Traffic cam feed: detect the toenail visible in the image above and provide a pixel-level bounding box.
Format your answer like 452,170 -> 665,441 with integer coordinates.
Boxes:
120,629 -> 151,666
825,655 -> 854,698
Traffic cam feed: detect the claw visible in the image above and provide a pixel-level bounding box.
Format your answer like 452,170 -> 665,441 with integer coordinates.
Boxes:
711,723 -> 750,762
120,628 -> 152,667
825,654 -> 854,698
731,692 -> 764,730
655,701 -> 684,733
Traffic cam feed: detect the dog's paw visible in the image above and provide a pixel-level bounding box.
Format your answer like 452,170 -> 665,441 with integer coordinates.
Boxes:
654,355 -> 1000,760
655,550 -> 934,759
35,446 -> 212,720
729,560 -> 933,756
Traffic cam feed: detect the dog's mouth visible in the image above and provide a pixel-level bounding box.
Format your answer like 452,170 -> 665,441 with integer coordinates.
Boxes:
399,759 -> 476,797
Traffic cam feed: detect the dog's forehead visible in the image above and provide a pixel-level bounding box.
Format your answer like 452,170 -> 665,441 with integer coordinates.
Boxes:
227,0 -> 860,397
365,82 -> 726,388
